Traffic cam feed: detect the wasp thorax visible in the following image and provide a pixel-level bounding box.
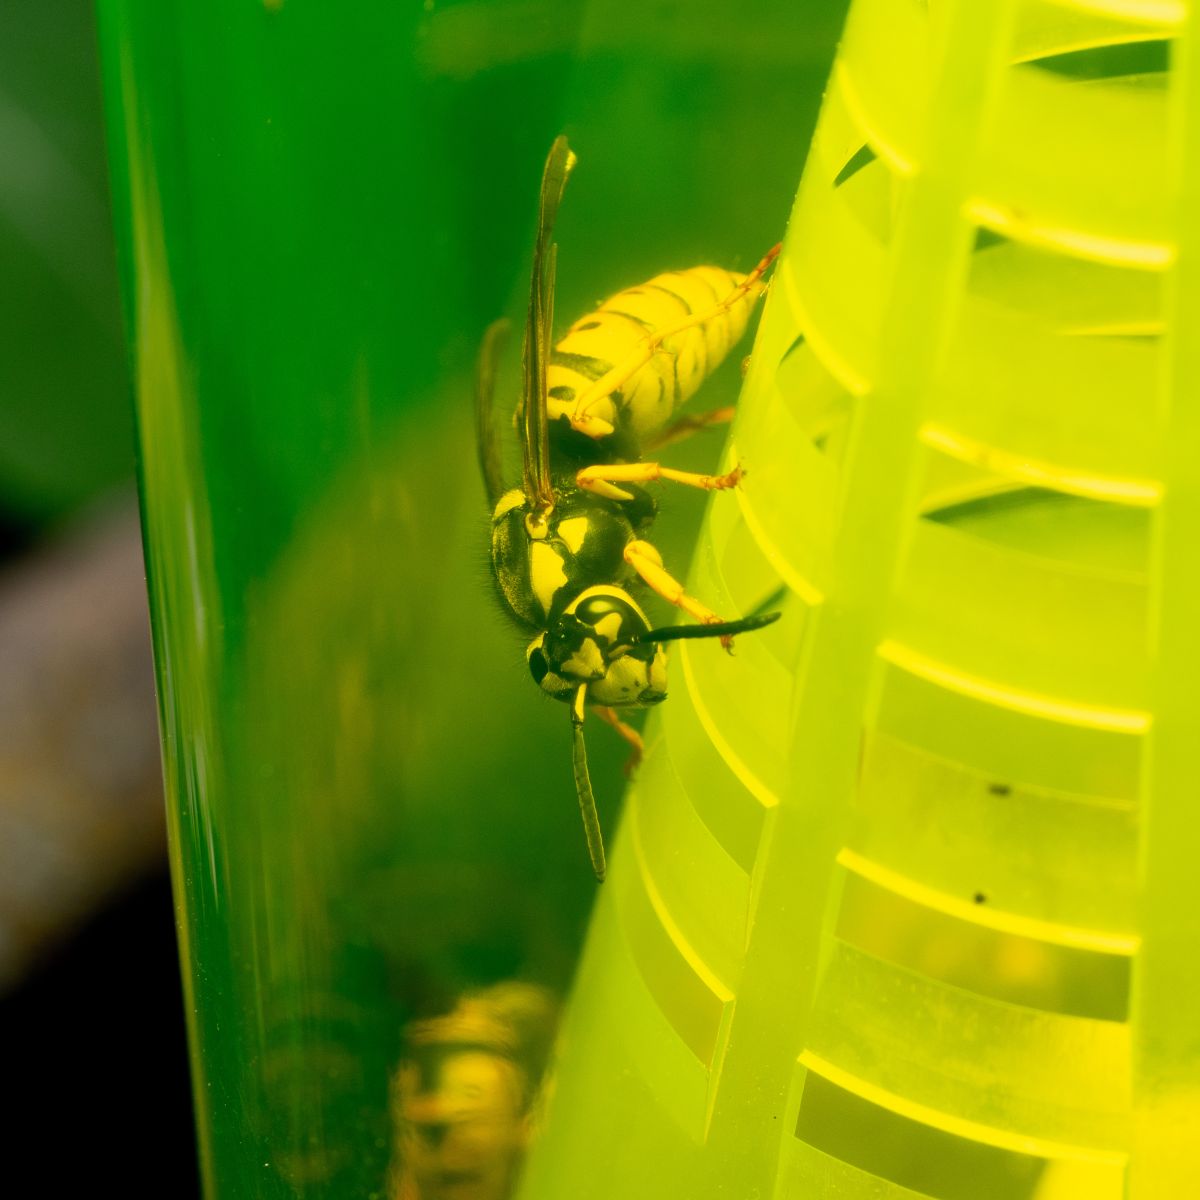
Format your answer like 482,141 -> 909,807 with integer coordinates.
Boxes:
526,587 -> 667,707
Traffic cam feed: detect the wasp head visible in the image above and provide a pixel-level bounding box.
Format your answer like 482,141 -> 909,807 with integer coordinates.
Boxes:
526,587 -> 667,708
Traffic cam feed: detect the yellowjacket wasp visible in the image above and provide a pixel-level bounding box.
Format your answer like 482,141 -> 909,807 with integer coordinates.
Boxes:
477,136 -> 780,881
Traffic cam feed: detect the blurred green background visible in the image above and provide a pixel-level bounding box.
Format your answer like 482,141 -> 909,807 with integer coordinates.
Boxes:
0,0 -> 133,524
0,0 -> 197,1195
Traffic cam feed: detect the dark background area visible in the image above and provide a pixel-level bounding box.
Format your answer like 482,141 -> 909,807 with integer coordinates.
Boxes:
1,870 -> 198,1194
1,0 -> 198,1190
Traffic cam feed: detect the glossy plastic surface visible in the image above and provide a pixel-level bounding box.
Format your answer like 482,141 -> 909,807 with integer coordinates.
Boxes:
520,2 -> 1200,1197
95,2 -> 843,1196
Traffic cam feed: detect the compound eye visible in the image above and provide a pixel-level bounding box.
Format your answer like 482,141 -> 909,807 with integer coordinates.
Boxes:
527,640 -> 577,701
528,645 -> 550,686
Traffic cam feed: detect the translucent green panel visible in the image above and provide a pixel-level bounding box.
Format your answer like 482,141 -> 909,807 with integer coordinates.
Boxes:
808,938 -> 1130,1147
791,1067 -> 1125,1200
836,863 -> 1131,1020
515,0 -> 1200,1194
677,639 -> 790,810
616,812 -> 732,1070
874,651 -> 1144,799
730,393 -> 838,600
836,0 -> 930,172
777,1140 -> 949,1200
780,79 -> 889,392
1132,0 -> 1200,1186
557,859 -> 714,1146
632,737 -> 751,986
703,488 -> 803,673
968,239 -> 1162,330
930,237 -> 1164,500
932,309 -> 1160,499
977,65 -> 1169,263
659,672 -> 773,873
840,0 -> 1174,265
852,733 -> 1138,936
1013,0 -> 1177,63
772,333 -> 854,447
888,517 -> 1148,708
749,253 -> 817,378
924,488 -> 1151,575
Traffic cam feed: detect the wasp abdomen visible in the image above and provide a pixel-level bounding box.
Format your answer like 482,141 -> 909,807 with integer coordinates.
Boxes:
547,266 -> 757,443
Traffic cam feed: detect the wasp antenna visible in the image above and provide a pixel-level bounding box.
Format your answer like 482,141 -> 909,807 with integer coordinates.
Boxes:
747,583 -> 789,620
570,686 -> 606,882
637,610 -> 782,644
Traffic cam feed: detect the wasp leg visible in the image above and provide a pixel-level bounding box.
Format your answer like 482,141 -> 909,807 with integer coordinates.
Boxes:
576,459 -> 743,502
594,705 -> 644,776
624,539 -> 736,652
568,243 -> 781,433
644,405 -> 736,453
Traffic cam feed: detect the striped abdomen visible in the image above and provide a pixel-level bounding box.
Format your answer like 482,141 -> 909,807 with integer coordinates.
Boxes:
546,266 -> 758,444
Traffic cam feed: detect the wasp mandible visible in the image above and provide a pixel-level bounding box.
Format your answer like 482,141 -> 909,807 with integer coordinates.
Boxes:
477,136 -> 780,882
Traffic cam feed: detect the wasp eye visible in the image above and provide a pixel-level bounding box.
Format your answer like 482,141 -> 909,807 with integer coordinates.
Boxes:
528,647 -> 550,686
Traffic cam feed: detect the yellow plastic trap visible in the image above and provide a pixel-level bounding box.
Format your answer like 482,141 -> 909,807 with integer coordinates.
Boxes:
518,2 -> 1200,1197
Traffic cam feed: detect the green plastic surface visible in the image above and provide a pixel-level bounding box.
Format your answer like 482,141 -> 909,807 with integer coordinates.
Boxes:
94,2 -> 844,1196
519,2 -> 1200,1198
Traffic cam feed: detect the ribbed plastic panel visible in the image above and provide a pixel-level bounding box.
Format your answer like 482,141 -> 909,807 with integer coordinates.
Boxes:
518,2 -> 1200,1196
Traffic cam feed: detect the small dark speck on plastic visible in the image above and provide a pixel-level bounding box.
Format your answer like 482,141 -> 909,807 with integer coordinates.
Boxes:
973,892 -> 987,905
988,782 -> 1011,796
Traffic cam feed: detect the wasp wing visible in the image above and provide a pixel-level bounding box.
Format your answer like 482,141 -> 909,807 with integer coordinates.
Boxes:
475,318 -> 510,508
522,135 -> 576,513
